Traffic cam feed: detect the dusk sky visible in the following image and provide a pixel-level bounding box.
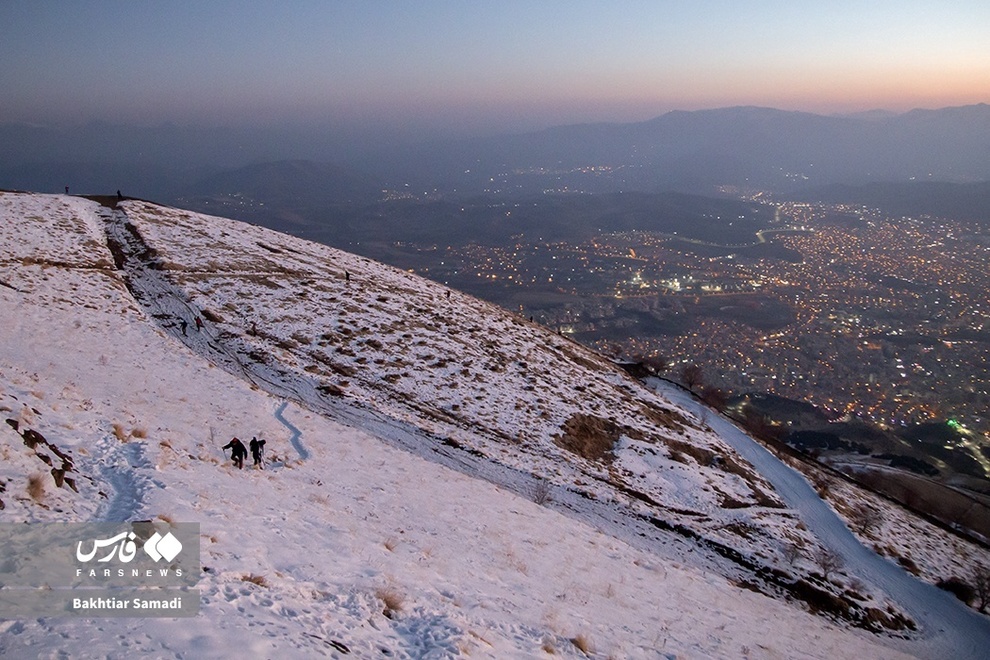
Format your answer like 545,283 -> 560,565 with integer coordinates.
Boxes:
2,1 -> 988,139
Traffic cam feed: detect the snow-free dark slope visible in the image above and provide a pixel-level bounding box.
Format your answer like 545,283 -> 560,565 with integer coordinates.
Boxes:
2,192 -> 986,657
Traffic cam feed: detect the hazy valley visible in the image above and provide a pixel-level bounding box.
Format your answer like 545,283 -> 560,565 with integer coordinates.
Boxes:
3,103 -> 990,658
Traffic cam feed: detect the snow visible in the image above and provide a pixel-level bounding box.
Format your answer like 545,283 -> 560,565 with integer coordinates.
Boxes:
656,378 -> 990,659
0,191 -> 952,657
108,198 -> 807,557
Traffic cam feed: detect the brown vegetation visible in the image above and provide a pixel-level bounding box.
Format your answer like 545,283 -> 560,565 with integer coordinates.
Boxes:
554,413 -> 623,462
112,423 -> 129,442
27,474 -> 46,502
375,585 -> 404,619
570,633 -> 593,655
240,574 -> 268,588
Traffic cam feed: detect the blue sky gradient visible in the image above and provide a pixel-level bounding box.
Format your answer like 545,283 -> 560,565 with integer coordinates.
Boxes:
2,1 -> 988,137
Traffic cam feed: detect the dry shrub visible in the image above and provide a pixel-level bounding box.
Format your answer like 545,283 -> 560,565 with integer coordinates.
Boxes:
897,555 -> 920,575
375,585 -> 404,619
27,474 -> 46,502
530,478 -> 552,505
201,309 -> 224,323
813,474 -> 833,498
112,423 -> 128,442
570,633 -> 594,655
812,546 -> 844,580
131,427 -> 147,439
383,537 -> 399,552
241,574 -> 268,588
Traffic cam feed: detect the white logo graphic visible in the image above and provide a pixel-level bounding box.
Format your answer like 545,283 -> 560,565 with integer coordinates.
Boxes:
76,531 -> 138,563
76,531 -> 182,563
143,531 -> 183,562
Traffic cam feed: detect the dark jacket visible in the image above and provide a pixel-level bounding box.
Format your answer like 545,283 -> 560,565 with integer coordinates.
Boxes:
223,438 -> 247,459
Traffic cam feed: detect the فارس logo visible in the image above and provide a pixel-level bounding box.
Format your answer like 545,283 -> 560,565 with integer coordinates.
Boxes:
76,531 -> 183,563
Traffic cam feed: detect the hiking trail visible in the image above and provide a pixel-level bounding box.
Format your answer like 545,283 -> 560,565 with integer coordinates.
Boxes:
274,400 -> 309,460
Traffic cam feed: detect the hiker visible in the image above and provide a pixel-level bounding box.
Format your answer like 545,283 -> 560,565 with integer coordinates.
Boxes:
117,190 -> 123,201
179,319 -> 188,336
249,436 -> 266,468
65,186 -> 69,194
446,290 -> 451,300
222,437 -> 247,469
195,316 -> 203,331
345,271 -> 350,283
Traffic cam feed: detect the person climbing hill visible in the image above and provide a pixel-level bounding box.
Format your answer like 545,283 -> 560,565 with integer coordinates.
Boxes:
249,436 -> 266,468
222,437 -> 247,469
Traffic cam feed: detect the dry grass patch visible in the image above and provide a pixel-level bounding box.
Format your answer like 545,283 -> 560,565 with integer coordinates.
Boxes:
570,633 -> 594,655
241,573 -> 269,588
111,423 -> 147,442
27,474 -> 45,502
637,399 -> 691,432
554,413 -> 625,462
375,585 -> 404,619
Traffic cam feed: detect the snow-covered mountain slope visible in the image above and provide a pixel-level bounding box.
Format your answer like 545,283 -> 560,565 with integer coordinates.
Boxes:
0,191 -> 958,657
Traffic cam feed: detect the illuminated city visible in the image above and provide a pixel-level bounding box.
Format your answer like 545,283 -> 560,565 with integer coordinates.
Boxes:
398,197 -> 990,448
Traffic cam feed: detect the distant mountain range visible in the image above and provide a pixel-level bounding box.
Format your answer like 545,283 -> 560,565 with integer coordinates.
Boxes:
2,104 -> 989,201
375,103 -> 990,194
